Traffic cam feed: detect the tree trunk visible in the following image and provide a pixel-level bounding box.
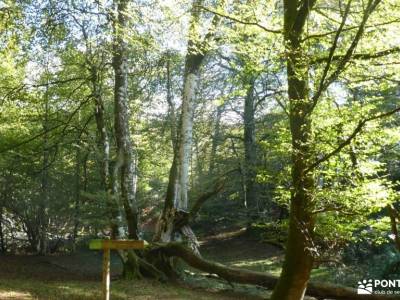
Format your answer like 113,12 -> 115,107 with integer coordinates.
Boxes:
175,70 -> 199,211
72,135 -> 81,252
72,112 -> 87,252
155,0 -> 205,244
229,138 -> 247,208
243,76 -> 258,216
0,174 -> 9,254
166,54 -> 178,150
112,0 -> 142,279
72,147 -> 88,252
90,64 -> 120,239
25,220 -> 40,253
0,206 -> 5,253
388,204 -> 400,251
112,0 -> 138,240
271,1 -> 316,299
38,90 -> 50,255
209,104 -> 223,175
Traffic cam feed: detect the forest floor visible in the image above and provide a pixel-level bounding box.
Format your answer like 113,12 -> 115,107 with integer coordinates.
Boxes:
0,249 -> 264,300
0,229 -> 353,300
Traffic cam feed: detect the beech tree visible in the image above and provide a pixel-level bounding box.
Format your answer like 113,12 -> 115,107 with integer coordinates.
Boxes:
155,0 -> 224,246
112,0 -> 139,240
271,0 -> 400,298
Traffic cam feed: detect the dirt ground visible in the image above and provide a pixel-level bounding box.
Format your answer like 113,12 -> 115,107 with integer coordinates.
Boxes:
201,228 -> 283,266
0,230 -> 281,300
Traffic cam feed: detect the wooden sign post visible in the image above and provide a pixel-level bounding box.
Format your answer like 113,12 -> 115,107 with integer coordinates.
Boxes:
89,239 -> 147,300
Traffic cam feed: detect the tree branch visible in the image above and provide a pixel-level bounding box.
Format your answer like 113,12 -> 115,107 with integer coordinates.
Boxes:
189,180 -> 224,220
311,0 -> 382,108
198,5 -> 281,34
303,18 -> 400,41
312,0 -> 353,107
0,95 -> 92,154
311,46 -> 400,65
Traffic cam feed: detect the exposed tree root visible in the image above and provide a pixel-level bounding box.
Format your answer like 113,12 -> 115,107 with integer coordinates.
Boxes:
149,243 -> 397,300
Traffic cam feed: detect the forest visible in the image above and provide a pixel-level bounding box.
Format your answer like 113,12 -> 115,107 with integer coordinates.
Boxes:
1,0 -> 400,299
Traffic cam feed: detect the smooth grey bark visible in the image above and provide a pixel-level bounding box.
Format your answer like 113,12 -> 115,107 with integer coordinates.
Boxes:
175,72 -> 198,210
243,76 -> 258,214
173,0 -> 225,211
155,0 -> 205,243
110,0 -> 146,279
155,70 -> 201,242
112,0 -> 138,240
166,54 -> 178,150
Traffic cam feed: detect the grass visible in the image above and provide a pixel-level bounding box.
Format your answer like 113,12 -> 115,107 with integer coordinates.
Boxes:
0,277 -> 259,300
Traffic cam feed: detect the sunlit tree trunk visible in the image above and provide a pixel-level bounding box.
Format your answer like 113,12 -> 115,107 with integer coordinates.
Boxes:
166,54 -> 177,150
155,0 -> 205,244
154,1 -> 225,257
110,0 -> 146,279
112,0 -> 139,240
176,72 -> 198,211
154,69 -> 201,244
271,1 -> 316,299
272,0 -> 384,298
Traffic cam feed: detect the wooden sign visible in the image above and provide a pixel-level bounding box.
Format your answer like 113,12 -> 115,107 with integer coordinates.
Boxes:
89,239 -> 147,250
89,239 -> 147,300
